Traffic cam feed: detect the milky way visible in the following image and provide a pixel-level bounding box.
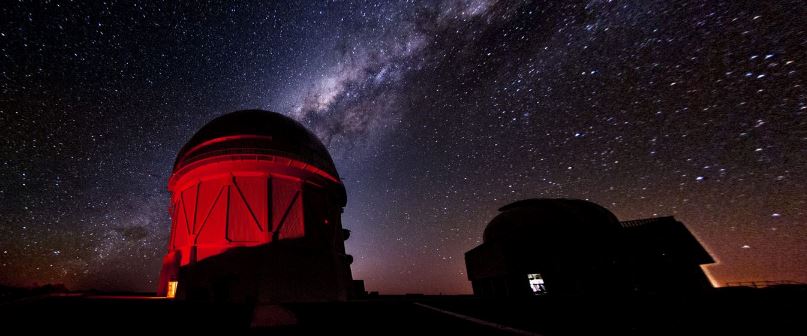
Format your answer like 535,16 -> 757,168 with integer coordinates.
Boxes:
1,1 -> 805,293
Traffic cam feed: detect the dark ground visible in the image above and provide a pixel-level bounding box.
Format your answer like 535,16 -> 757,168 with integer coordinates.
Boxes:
0,286 -> 804,335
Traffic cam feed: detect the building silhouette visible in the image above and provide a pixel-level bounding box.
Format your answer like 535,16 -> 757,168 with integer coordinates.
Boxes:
157,110 -> 354,303
465,199 -> 714,297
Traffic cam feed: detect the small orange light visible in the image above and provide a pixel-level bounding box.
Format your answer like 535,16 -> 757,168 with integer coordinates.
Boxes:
166,281 -> 178,298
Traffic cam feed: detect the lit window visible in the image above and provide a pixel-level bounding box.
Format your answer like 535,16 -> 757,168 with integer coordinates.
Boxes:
527,273 -> 546,295
167,281 -> 178,299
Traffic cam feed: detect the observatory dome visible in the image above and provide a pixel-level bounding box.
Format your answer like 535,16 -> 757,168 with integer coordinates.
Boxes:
158,109 -> 354,301
482,198 -> 623,244
174,110 -> 339,179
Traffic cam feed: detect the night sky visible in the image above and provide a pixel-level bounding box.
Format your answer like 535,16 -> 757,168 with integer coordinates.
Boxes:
1,1 -> 805,294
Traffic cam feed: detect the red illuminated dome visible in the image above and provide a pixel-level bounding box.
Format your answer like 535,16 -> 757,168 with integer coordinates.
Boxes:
157,110 -> 354,302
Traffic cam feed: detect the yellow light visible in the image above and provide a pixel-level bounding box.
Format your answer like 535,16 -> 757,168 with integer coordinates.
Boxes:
166,281 -> 178,299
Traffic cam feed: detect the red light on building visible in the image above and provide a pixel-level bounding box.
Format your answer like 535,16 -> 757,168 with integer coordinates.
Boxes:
157,110 -> 354,302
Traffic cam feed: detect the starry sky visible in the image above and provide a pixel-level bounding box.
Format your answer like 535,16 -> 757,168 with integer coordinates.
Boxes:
1,0 -> 805,294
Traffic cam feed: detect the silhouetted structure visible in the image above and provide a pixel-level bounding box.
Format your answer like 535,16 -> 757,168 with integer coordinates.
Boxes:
619,216 -> 715,294
465,199 -> 714,297
157,110 -> 354,303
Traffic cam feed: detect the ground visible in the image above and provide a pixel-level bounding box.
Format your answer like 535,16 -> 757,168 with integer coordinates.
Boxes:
1,287 -> 804,335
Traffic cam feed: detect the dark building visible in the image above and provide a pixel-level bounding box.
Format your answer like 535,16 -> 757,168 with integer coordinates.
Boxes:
157,110 -> 355,303
465,199 -> 714,297
618,216 -> 716,294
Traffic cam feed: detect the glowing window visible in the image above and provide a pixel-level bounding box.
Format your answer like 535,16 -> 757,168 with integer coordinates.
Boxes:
166,281 -> 178,299
527,273 -> 546,295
